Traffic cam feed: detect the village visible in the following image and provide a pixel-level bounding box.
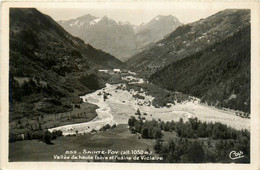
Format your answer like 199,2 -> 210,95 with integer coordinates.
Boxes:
98,68 -> 136,75
48,72 -> 250,136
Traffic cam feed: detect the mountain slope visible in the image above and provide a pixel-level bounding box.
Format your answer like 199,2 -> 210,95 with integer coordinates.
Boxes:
135,15 -> 182,49
127,9 -> 250,76
149,10 -> 250,113
58,15 -> 182,61
58,15 -> 138,61
9,8 -> 123,120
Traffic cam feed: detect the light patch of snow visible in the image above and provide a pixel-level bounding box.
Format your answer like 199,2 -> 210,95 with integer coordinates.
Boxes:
79,21 -> 85,27
90,18 -> 102,25
155,17 -> 159,21
69,20 -> 80,27
199,19 -> 205,24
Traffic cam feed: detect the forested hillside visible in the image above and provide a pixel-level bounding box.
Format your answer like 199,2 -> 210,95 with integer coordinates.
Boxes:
9,8 -> 123,122
150,25 -> 250,113
127,10 -> 250,76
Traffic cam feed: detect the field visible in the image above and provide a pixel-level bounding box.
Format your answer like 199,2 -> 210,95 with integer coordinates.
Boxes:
10,102 -> 98,135
9,124 -> 156,162
10,123 -> 244,163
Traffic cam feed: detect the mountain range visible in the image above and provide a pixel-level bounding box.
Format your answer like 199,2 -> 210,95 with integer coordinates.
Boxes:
58,14 -> 182,61
128,9 -> 250,112
127,10 -> 250,75
9,8 -> 123,120
9,7 -> 250,123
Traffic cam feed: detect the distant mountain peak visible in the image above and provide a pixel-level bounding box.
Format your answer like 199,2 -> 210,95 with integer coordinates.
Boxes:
84,14 -> 94,17
58,13 -> 182,61
102,15 -> 108,19
76,14 -> 97,21
153,15 -> 178,21
100,15 -> 112,21
127,9 -> 250,74
154,15 -> 162,21
155,14 -> 171,18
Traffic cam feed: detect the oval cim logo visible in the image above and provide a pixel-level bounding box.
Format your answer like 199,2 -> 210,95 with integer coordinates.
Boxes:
229,150 -> 244,160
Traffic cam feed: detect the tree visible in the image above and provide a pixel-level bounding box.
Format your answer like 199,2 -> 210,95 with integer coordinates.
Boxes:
141,127 -> 149,138
42,131 -> 52,144
154,139 -> 162,153
189,117 -> 199,130
184,142 -> 204,163
135,109 -> 141,115
52,130 -> 63,139
128,116 -> 137,128
164,121 -> 170,131
134,120 -> 143,133
103,94 -> 108,101
153,128 -> 163,139
38,122 -> 42,130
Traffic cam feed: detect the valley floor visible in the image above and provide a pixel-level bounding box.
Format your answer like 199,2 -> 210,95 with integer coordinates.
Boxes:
49,80 -> 250,135
10,73 -> 250,163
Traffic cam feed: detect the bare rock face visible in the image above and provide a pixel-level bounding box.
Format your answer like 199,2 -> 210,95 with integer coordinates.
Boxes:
58,15 -> 182,61
135,15 -> 182,48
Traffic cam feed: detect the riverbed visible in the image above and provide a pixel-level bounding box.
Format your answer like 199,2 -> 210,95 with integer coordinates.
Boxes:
49,81 -> 250,135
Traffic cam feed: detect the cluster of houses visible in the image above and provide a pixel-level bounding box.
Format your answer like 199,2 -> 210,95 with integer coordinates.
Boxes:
98,69 -> 122,74
98,69 -> 136,75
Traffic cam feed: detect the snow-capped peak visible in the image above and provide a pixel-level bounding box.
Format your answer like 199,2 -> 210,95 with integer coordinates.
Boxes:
90,18 -> 102,25
152,15 -> 178,22
69,20 -> 79,26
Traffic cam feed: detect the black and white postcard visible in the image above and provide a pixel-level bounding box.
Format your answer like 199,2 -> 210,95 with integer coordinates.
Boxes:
1,1 -> 260,170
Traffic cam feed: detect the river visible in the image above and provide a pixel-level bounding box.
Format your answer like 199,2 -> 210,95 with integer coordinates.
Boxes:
49,76 -> 250,135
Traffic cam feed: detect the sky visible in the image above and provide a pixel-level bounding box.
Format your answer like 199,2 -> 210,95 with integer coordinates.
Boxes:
38,7 -> 223,25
